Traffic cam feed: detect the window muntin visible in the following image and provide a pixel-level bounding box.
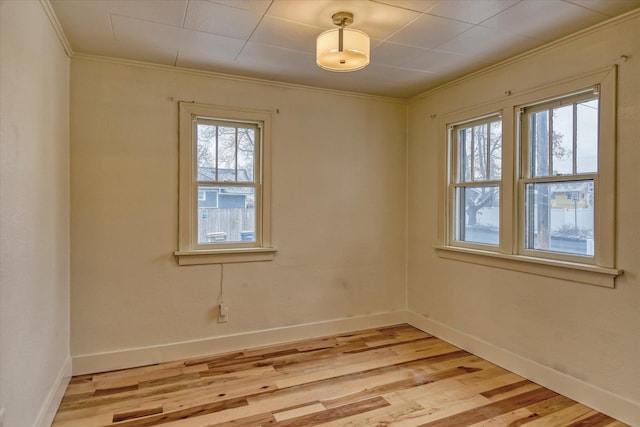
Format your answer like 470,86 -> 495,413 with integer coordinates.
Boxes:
450,116 -> 502,247
520,90 -> 598,259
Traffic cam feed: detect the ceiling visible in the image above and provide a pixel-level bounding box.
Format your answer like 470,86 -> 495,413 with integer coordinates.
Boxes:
50,0 -> 640,99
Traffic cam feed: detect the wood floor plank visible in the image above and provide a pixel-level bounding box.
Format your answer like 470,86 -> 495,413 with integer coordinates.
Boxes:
52,324 -> 630,427
416,387 -> 559,427
317,400 -> 426,427
520,403 -> 597,426
272,402 -> 326,421
112,405 -> 164,422
564,411 -> 623,427
467,407 -> 536,427
269,396 -> 390,427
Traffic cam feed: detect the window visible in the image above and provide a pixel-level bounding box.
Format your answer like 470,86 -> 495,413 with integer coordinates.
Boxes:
175,103 -> 275,265
439,68 -> 621,287
450,115 -> 502,247
520,92 -> 598,260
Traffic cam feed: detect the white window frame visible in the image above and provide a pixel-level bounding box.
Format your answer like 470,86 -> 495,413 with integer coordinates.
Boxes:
449,113 -> 503,251
437,67 -> 622,287
174,102 -> 275,265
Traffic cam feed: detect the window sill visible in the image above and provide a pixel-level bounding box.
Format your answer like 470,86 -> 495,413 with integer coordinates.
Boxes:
435,246 -> 622,288
174,247 -> 277,266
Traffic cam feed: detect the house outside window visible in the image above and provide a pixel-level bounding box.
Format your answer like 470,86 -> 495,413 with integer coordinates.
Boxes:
175,103 -> 275,265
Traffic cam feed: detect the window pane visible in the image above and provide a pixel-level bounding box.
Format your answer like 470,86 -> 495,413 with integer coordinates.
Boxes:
458,120 -> 501,183
552,105 -> 573,176
217,126 -> 237,181
198,186 -> 256,244
489,120 -> 502,180
524,180 -> 594,256
576,98 -> 598,174
529,110 -> 550,177
197,123 -> 217,181
237,127 -> 255,182
454,186 -> 500,245
473,124 -> 488,181
460,128 -> 472,182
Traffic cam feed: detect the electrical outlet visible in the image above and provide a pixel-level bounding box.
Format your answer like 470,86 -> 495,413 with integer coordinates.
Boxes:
218,303 -> 228,323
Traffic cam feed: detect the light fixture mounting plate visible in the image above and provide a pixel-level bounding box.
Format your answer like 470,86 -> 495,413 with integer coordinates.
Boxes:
332,11 -> 354,27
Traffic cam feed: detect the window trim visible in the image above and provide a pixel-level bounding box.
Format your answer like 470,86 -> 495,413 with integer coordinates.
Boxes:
175,102 -> 275,265
437,66 -> 622,287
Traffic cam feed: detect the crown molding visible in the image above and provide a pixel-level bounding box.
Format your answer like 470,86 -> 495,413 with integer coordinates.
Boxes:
40,0 -> 73,57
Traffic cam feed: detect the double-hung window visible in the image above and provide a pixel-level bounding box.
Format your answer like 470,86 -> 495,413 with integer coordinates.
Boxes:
440,68 -> 621,287
175,103 -> 275,265
450,116 -> 502,248
520,91 -> 598,260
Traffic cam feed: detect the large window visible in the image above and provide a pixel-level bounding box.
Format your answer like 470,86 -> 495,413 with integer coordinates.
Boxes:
175,103 -> 275,265
439,68 -> 620,287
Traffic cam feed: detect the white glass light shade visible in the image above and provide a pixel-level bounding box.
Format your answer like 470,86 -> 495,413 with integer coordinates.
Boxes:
316,28 -> 370,72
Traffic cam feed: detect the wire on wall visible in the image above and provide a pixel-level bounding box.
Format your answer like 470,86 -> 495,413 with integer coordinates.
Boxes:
217,264 -> 225,306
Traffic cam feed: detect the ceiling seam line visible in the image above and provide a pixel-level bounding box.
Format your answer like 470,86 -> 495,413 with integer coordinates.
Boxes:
234,0 -> 275,61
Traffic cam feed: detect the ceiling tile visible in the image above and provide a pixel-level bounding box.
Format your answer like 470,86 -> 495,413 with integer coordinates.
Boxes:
51,0 -> 187,27
427,0 -> 520,24
177,30 -> 246,64
249,15 -> 320,53
373,0 -> 440,13
206,0 -> 272,15
389,13 -> 473,49
436,25 -> 542,59
565,0 -> 640,16
183,0 -> 262,39
481,0 -> 608,41
49,3 -> 115,53
111,15 -> 183,65
372,42 -> 462,72
237,42 -> 314,69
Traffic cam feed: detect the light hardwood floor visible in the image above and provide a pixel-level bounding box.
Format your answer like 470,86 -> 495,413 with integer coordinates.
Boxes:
52,324 -> 628,426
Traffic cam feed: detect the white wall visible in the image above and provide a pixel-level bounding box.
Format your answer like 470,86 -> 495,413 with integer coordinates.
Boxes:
0,1 -> 70,426
69,58 -> 407,363
408,11 -> 640,423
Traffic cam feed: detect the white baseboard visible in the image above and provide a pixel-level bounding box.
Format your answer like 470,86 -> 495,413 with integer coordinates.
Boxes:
406,311 -> 640,427
72,310 -> 407,375
35,356 -> 71,427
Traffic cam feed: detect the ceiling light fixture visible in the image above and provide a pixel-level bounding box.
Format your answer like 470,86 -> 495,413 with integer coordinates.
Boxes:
316,11 -> 370,72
